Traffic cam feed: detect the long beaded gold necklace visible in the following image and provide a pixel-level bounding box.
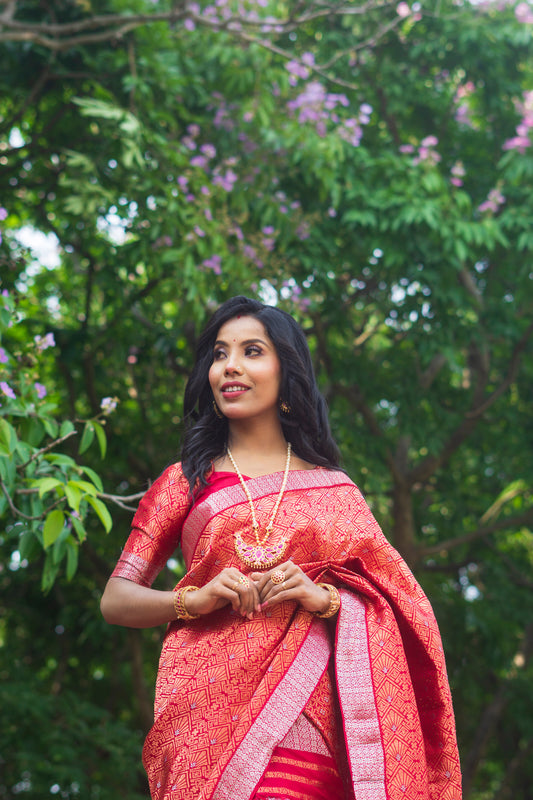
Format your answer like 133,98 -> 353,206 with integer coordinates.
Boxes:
227,442 -> 291,570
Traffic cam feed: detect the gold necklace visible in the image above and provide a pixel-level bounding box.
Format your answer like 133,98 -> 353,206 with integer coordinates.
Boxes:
227,442 -> 291,570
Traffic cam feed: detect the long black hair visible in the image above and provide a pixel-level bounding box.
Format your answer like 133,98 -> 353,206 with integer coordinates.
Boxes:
181,296 -> 341,493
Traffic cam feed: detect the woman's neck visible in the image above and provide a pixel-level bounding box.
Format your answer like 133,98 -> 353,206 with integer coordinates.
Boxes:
222,420 -> 289,476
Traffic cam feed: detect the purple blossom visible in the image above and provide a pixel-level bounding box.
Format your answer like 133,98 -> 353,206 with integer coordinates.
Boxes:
34,332 -> 55,352
296,222 -> 310,240
328,207 -> 337,218
0,347 -> 8,363
200,143 -> 216,159
502,90 -> 533,153
243,244 -> 257,260
204,208 -> 213,221
478,188 -> 505,214
202,255 -> 222,275
0,381 -> 15,399
182,136 -> 197,151
35,382 -> 47,399
184,18 -> 196,31
396,2 -> 411,17
190,155 -> 208,169
101,396 -> 118,415
516,2 -> 533,23
285,60 -> 310,81
450,162 -> 465,187
201,186 -> 211,196
153,235 -> 173,249
0,207 -> 7,221
212,169 -> 238,192
187,124 -> 200,137
177,176 -> 189,189
262,237 -> 275,252
399,144 -> 415,154
193,225 -> 205,237
262,225 -> 275,235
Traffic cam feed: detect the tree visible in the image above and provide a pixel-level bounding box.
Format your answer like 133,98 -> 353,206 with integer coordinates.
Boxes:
1,0 -> 532,797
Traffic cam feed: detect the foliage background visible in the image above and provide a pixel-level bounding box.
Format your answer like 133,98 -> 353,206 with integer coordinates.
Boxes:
1,0 -> 532,797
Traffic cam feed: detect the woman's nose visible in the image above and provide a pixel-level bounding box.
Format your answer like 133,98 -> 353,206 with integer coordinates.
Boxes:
224,355 -> 243,374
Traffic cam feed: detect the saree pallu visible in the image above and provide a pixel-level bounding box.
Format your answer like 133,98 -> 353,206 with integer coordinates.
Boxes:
111,464 -> 462,800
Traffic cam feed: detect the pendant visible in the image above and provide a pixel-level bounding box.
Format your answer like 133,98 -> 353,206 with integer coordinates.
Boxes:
234,530 -> 288,570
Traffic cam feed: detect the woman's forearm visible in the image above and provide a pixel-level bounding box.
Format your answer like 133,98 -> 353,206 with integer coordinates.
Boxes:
100,576 -> 176,628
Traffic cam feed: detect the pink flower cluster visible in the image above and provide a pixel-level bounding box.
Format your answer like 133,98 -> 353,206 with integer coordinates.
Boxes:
454,81 -> 476,128
287,81 -> 371,144
201,254 -> 222,275
515,2 -> 533,23
478,187 -> 505,214
285,53 -> 315,86
0,206 -> 7,244
503,90 -> 533,153
400,136 -> 441,165
450,161 -> 465,187
1,380 -> 16,399
182,0 -> 282,34
34,332 -> 56,352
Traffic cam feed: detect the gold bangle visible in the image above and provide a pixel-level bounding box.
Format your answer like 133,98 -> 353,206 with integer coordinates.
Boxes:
173,586 -> 200,621
315,583 -> 341,618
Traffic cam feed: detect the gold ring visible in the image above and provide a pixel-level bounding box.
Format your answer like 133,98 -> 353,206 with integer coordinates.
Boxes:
271,569 -> 285,585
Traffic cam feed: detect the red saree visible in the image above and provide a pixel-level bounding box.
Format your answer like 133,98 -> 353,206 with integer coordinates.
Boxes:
111,464 -> 461,800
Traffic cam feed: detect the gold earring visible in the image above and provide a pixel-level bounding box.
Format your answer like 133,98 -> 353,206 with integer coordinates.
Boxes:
280,400 -> 291,414
213,401 -> 224,419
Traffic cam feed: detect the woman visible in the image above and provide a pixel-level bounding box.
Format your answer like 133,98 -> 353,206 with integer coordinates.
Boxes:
101,296 -> 461,800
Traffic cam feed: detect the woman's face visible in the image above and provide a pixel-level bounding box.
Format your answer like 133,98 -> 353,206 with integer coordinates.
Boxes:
208,315 -> 282,422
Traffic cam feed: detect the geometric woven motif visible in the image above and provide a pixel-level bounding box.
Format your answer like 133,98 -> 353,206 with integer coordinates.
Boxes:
111,464 -> 462,800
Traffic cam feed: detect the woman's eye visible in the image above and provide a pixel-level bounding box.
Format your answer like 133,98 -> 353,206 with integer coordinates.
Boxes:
213,349 -> 226,360
246,346 -> 262,356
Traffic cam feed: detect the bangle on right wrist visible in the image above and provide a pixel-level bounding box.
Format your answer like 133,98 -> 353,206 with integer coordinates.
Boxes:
173,585 -> 200,620
315,583 -> 341,618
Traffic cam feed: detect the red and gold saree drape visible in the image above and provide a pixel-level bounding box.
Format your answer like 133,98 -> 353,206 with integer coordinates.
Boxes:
111,464 -> 461,800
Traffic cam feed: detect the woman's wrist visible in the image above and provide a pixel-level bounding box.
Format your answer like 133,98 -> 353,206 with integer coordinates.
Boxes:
173,585 -> 201,620
315,583 -> 341,618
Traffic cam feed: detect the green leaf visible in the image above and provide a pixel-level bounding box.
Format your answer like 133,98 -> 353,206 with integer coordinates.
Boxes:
42,418 -> 59,438
80,465 -> 103,492
43,509 -> 66,548
65,482 -> 83,512
70,515 -> 87,543
18,529 -> 41,561
0,419 -> 17,456
79,422 -> 95,455
41,551 -> 60,593
86,496 -> 112,533
66,538 -> 79,581
68,479 -> 98,497
60,420 -> 76,437
45,454 -> 77,468
32,477 -> 64,498
52,529 -> 68,564
93,421 -> 107,459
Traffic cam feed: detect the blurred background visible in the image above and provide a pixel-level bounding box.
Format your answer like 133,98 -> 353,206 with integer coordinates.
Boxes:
0,0 -> 532,797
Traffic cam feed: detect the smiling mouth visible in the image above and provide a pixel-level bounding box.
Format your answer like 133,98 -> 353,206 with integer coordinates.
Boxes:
222,385 -> 249,393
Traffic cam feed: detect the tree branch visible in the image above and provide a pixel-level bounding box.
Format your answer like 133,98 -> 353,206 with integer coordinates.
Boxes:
465,319 -> 533,419
418,509 -> 533,557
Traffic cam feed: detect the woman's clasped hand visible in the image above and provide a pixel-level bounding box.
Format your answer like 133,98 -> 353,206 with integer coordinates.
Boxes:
185,561 -> 331,621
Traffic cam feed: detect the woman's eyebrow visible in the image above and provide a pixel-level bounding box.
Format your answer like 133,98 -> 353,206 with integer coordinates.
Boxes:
214,338 -> 269,347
